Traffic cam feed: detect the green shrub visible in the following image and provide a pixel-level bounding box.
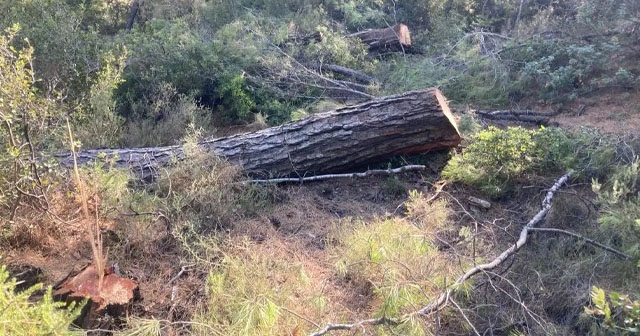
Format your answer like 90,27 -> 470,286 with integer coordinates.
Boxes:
442,126 -> 617,197
194,240 -> 327,335
121,84 -> 215,147
0,0 -> 104,100
217,74 -> 256,123
116,19 -> 219,120
332,217 -> 436,335
376,48 -> 512,107
0,265 -> 84,335
0,25 -> 66,209
586,286 -> 640,335
73,50 -> 127,149
155,138 -> 240,227
443,126 -> 552,197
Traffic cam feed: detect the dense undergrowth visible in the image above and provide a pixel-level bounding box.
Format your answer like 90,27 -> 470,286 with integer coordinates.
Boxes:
1,0 -> 640,335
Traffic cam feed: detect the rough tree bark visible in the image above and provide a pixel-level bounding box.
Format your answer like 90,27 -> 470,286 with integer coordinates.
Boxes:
348,24 -> 412,52
125,0 -> 141,31
55,89 -> 460,178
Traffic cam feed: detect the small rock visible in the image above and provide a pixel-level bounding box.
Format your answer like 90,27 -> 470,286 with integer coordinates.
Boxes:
468,196 -> 492,210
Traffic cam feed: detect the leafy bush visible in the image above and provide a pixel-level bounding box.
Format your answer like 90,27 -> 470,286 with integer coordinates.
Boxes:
586,286 -> 640,335
508,40 -> 611,101
116,17 -> 303,127
121,84 -> 215,147
73,50 -> 127,149
0,265 -> 84,335
443,126 -> 618,197
116,19 -> 219,120
443,126 -> 555,197
0,25 -> 66,209
0,0 -> 104,99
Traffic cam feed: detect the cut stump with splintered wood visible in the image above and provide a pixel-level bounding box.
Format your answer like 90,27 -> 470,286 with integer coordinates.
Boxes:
53,264 -> 139,328
55,88 -> 461,179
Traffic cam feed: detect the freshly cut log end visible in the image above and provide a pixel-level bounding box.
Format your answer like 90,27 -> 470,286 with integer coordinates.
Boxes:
394,24 -> 412,47
348,24 -> 412,51
56,88 -> 460,179
53,264 -> 139,328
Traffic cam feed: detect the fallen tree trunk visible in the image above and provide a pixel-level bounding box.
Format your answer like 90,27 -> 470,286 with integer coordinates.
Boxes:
55,89 -> 461,178
348,24 -> 411,52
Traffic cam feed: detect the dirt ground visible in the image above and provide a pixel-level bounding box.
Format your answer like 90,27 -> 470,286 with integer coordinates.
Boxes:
552,90 -> 640,133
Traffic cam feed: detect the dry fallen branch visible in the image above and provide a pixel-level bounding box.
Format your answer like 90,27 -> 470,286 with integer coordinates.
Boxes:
308,172 -> 571,336
528,227 -> 632,260
475,109 -> 557,125
246,165 -> 428,184
413,172 -> 572,316
309,318 -> 398,336
167,264 -> 196,285
308,63 -> 377,85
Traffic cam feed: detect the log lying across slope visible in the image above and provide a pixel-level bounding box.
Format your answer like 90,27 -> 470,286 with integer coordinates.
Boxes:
348,24 -> 412,52
56,89 -> 461,178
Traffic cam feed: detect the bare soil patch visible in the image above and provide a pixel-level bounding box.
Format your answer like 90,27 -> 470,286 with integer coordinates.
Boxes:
552,90 -> 640,133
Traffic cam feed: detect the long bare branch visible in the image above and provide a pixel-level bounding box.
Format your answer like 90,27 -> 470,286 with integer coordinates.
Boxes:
413,172 -> 572,316
245,165 -> 427,184
309,318 -> 398,336
308,172 -> 572,336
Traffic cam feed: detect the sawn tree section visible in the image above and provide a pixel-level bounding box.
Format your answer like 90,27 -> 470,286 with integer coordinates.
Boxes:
57,89 -> 461,178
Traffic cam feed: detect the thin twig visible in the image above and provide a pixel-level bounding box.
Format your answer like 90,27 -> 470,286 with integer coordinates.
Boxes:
449,297 -> 481,336
308,317 -> 398,336
167,264 -> 195,285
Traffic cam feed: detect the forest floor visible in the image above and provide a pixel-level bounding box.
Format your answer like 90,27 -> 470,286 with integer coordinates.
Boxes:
553,90 -> 640,133
2,90 -> 638,334
1,158 -> 558,334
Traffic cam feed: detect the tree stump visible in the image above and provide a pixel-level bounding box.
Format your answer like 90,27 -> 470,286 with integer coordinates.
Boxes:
53,264 -> 139,328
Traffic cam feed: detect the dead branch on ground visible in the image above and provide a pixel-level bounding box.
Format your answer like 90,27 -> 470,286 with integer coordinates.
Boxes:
245,165 -> 428,184
308,172 -> 571,336
474,109 -> 558,126
528,227 -> 632,260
